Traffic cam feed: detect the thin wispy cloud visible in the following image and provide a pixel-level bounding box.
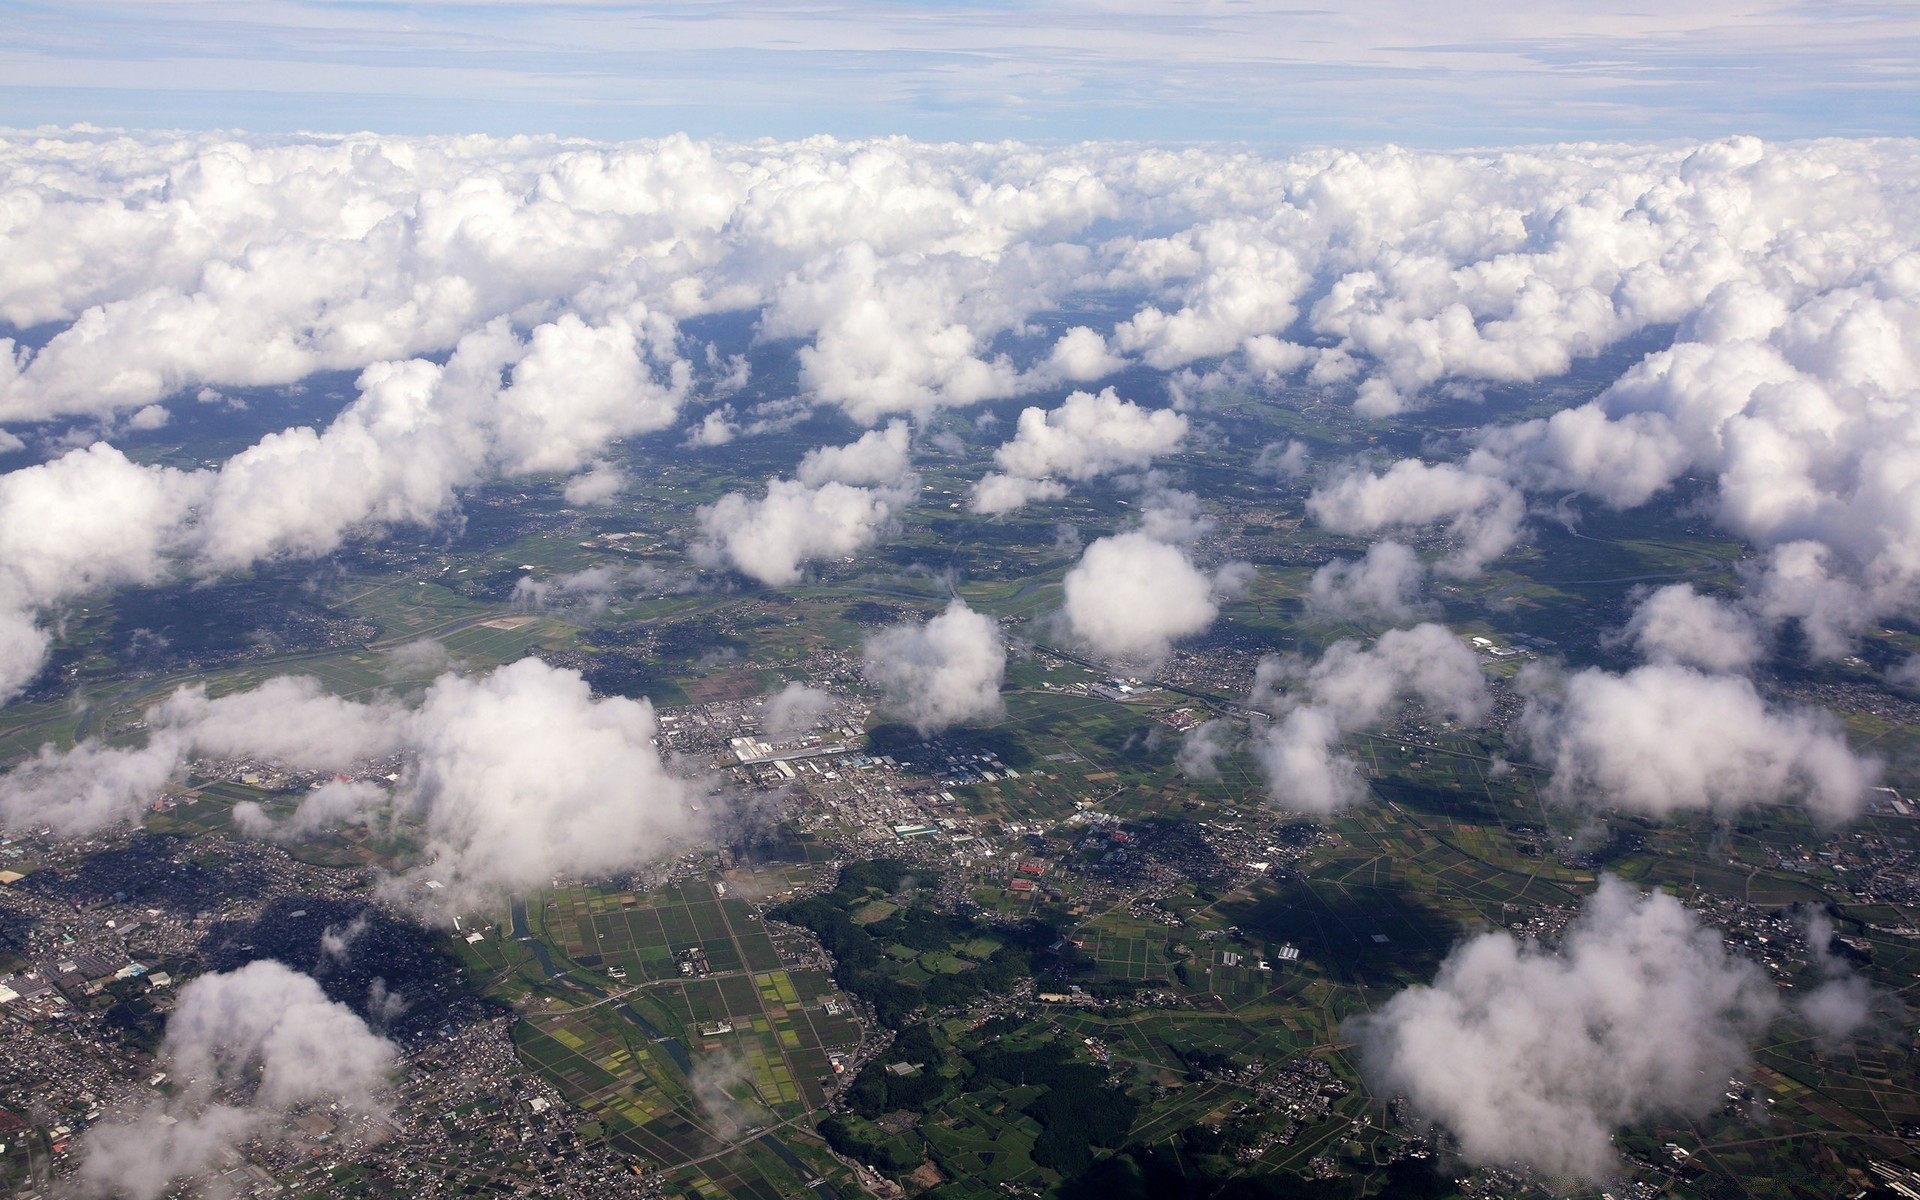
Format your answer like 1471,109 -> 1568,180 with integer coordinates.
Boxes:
1,1 -> 1915,141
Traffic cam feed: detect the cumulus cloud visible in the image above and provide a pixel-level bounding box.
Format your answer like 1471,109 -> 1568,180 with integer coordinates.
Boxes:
1060,531 -> 1228,665
969,388 -> 1187,514
1353,876 -> 1780,1182
1250,623 -> 1488,814
1517,663 -> 1878,822
512,565 -> 628,613
1306,540 -> 1430,624
0,675 -> 404,834
158,676 -> 408,770
861,600 -> 1006,735
762,682 -> 836,739
194,313 -> 690,571
79,960 -> 395,1200
233,779 -> 387,843
695,477 -> 909,586
8,133 -> 1920,702
1795,908 -> 1880,1048
397,657 -> 711,912
0,738 -> 183,837
383,637 -> 450,680
1254,438 -> 1310,479
695,425 -> 919,586
0,443 -> 207,701
1176,719 -> 1233,779
1889,656 -> 1920,690
1307,459 -> 1525,576
563,460 -> 628,507
3,661 -> 716,913
1607,584 -> 1762,671
795,419 -> 914,488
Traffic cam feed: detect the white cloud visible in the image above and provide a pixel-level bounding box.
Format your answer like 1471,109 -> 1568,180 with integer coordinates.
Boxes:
1306,540 -> 1430,624
564,460 -> 628,507
695,477 -> 908,586
0,443 -> 208,701
1517,663 -> 1878,822
1889,656 -> 1920,690
7,133 -> 1920,699
1353,876 -> 1780,1182
695,422 -> 920,585
3,661 -> 718,912
1060,531 -> 1223,665
1250,623 -> 1487,814
0,675 -> 404,834
1795,908 -> 1881,1048
762,682 -> 837,739
861,600 -> 1006,734
1176,718 -> 1232,779
969,388 -> 1187,514
795,419 -> 914,488
1609,584 -> 1762,672
512,565 -> 628,614
1307,459 -> 1525,577
398,657 -> 712,912
79,960 -> 395,1200
1254,438 -> 1310,479
233,778 -> 386,843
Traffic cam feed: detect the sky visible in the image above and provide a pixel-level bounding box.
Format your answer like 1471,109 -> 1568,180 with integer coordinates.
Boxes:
3,0 -> 1919,145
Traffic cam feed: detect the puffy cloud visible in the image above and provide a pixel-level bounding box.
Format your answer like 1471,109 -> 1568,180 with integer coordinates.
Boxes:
0,675 -> 404,834
1307,459 -> 1525,576
78,960 -> 394,1200
1517,663 -> 1878,822
0,443 -> 207,701
1306,540 -> 1430,624
1060,531 -> 1226,664
695,477 -> 908,586
1133,485 -> 1217,545
563,460 -> 628,506
195,312 -> 689,571
970,473 -> 1067,514
398,658 -> 711,911
3,661 -> 716,911
861,600 -> 1006,735
512,565 -> 627,613
686,408 -> 739,446
233,778 -> 386,843
9,132 -> 1920,700
1039,326 -> 1126,382
762,682 -> 837,740
1176,718 -> 1233,779
1254,438 -> 1310,479
156,676 -> 408,771
1250,623 -> 1488,814
969,388 -> 1187,513
795,419 -> 914,488
694,424 -> 919,586
1795,908 -> 1881,1047
1609,584 -> 1762,671
1352,877 -> 1780,1182
0,738 -> 182,836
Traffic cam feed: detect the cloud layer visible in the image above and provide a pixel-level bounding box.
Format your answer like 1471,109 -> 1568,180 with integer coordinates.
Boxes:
6,134 -> 1920,695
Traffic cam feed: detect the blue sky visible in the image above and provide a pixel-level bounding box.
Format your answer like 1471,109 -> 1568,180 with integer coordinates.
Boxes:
2,1 -> 1918,144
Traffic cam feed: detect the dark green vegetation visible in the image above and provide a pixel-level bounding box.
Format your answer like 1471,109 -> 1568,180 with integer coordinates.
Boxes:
772,859 -> 1048,1028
